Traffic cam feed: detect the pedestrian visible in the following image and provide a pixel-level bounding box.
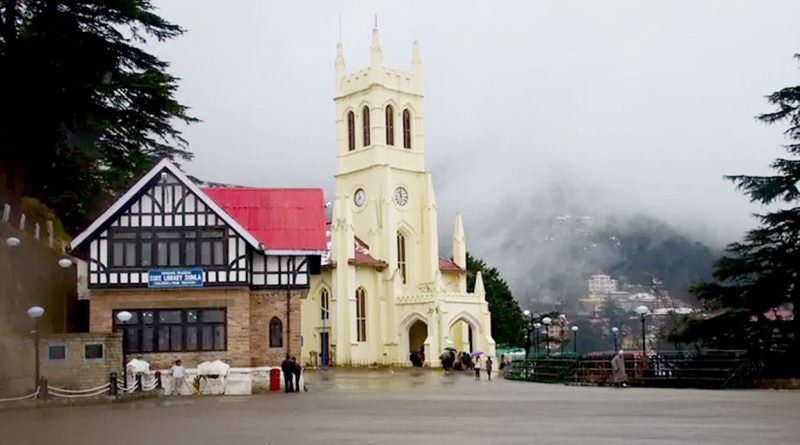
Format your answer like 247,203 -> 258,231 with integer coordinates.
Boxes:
170,359 -> 186,396
486,356 -> 493,381
611,349 -> 627,387
474,355 -> 482,380
281,355 -> 294,393
291,356 -> 302,393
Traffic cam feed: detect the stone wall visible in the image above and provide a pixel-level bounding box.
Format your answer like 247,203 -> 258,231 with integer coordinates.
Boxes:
249,290 -> 303,366
39,333 -> 122,390
0,221 -> 78,396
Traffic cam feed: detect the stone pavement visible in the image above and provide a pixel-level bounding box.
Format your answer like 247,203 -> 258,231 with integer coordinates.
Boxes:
0,368 -> 798,445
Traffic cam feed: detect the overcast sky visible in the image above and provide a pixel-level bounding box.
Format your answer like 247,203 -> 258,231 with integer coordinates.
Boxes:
148,0 -> 799,283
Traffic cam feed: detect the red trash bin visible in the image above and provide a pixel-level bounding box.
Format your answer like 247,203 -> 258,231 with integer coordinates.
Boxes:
269,368 -> 281,392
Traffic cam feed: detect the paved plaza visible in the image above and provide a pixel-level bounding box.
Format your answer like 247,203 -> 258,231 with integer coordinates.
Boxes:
1,369 -> 798,445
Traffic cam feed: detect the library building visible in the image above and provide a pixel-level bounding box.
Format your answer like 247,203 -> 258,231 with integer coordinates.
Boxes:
69,159 -> 327,369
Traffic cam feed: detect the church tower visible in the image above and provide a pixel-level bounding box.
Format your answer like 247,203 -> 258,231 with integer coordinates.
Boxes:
332,27 -> 439,289
302,27 -> 493,367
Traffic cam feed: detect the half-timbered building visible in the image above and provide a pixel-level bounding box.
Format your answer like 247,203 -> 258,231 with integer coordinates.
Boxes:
69,159 -> 326,369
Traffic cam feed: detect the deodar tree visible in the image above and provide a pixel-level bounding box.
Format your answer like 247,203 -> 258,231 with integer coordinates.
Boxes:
466,253 -> 525,347
677,54 -> 800,359
0,0 -> 196,234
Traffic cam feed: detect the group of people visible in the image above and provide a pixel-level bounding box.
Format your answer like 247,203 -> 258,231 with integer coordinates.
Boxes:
438,349 -> 495,381
281,355 -> 304,393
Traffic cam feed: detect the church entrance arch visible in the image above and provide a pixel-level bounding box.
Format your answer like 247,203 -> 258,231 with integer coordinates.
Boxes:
408,320 -> 428,366
400,312 -> 428,366
447,312 -> 482,354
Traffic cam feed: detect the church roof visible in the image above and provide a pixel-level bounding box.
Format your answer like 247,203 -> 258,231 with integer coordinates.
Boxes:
439,257 -> 465,273
203,187 -> 327,254
350,236 -> 388,269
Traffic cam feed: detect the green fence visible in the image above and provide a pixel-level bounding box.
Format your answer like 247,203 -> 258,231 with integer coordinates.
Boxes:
506,351 -> 760,389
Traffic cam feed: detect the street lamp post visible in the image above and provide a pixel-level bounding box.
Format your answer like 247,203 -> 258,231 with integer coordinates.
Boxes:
635,306 -> 650,356
611,327 -> 619,351
533,323 -> 541,357
116,311 -> 133,387
523,310 -> 532,357
27,306 -> 45,390
57,258 -> 73,332
542,317 -> 552,356
571,326 -> 579,354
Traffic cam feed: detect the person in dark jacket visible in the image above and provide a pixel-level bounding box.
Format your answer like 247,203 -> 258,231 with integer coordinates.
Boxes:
291,356 -> 302,392
281,355 -> 294,393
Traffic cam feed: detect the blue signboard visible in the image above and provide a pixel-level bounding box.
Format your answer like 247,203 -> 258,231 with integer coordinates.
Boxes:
147,269 -> 204,288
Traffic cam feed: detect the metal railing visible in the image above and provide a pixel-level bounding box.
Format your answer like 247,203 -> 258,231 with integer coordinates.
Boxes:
507,351 -> 759,389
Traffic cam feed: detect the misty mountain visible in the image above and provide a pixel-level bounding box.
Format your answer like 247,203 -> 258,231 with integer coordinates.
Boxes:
470,208 -> 718,311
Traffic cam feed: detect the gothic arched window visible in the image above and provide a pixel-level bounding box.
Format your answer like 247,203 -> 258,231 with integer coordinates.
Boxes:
362,106 -> 371,147
269,317 -> 283,348
397,232 -> 407,284
402,109 -> 411,149
385,105 -> 394,146
321,289 -> 330,321
356,287 -> 367,342
347,111 -> 356,151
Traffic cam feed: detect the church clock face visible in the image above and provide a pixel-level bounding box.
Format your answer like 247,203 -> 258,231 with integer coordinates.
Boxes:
393,187 -> 409,206
354,188 -> 366,207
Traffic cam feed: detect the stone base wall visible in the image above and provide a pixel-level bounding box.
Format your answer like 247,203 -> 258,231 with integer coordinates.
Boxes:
89,287 -> 305,369
39,332 -> 122,390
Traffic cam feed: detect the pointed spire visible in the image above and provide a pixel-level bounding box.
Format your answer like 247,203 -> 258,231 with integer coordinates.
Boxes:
411,40 -> 422,75
335,42 -> 345,79
370,27 -> 383,68
474,271 -> 486,298
452,212 -> 466,269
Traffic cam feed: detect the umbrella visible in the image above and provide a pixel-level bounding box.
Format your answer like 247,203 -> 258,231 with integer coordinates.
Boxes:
471,351 -> 484,357
444,346 -> 457,352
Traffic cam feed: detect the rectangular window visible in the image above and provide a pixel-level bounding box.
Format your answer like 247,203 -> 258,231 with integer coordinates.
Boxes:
113,308 -> 226,354
110,231 -> 136,268
108,228 -> 228,271
48,344 -> 67,360
84,344 -> 104,359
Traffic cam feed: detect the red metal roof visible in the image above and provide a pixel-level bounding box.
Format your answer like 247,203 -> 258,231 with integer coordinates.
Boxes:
351,236 -> 387,269
439,257 -> 465,272
203,187 -> 327,251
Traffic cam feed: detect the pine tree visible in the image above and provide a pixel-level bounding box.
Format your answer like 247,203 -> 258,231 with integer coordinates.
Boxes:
0,1 -> 196,233
466,253 -> 524,347
678,54 -> 800,358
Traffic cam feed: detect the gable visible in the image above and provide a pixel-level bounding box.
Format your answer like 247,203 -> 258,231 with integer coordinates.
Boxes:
70,159 -> 261,251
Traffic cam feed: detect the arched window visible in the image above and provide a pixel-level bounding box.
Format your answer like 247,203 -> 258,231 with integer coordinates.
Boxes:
385,105 -> 394,146
356,287 -> 367,342
320,289 -> 330,321
402,109 -> 411,149
269,317 -> 283,348
397,232 -> 407,284
362,106 -> 371,147
347,111 -> 355,151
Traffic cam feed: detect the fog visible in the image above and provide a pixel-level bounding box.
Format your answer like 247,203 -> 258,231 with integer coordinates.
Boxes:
147,0 -> 800,297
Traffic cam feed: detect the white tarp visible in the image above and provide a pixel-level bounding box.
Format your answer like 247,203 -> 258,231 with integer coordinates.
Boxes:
126,358 -> 150,374
197,360 -> 230,376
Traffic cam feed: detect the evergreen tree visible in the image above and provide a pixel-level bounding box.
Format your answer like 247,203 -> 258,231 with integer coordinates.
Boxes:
0,0 -> 195,234
466,253 -> 524,347
677,54 -> 800,357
